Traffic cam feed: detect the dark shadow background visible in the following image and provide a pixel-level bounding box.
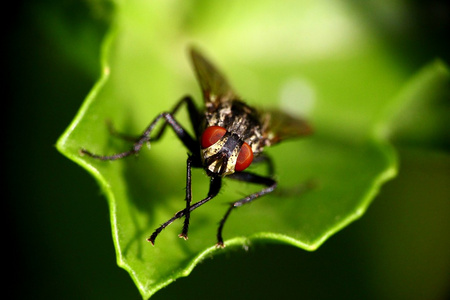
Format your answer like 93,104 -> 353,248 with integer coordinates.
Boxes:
6,1 -> 449,299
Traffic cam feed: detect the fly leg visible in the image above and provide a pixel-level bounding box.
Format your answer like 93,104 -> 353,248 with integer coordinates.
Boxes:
107,96 -> 200,143
148,175 -> 222,245
80,96 -> 200,160
178,155 -> 193,241
216,172 -> 277,248
152,95 -> 201,143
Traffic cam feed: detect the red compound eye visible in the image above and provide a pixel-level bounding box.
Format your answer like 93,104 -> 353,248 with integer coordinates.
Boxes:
201,126 -> 227,149
235,142 -> 253,172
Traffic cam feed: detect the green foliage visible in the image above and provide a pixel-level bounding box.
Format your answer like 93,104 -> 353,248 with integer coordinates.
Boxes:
56,1 -> 449,298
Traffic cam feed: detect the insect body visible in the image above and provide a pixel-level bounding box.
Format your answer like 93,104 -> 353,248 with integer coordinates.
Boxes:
81,48 -> 312,247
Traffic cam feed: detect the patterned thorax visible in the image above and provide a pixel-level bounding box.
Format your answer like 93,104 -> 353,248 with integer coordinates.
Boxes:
204,99 -> 266,156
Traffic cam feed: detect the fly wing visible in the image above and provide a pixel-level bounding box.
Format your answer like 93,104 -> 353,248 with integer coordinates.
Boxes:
190,48 -> 238,110
262,109 -> 313,146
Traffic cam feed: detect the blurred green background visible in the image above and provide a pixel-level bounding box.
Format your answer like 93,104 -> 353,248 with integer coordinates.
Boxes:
7,0 -> 449,299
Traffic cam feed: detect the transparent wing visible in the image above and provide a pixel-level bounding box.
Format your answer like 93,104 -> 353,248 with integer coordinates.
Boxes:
190,48 -> 238,109
262,109 -> 313,145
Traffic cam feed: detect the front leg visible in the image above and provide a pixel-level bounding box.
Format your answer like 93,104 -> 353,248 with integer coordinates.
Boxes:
178,155 -> 193,240
216,172 -> 277,248
148,175 -> 222,245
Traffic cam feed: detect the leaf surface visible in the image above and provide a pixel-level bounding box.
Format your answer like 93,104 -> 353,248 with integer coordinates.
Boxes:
57,1 -> 449,298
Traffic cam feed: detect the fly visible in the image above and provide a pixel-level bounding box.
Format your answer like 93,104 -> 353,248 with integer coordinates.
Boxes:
81,48 -> 312,247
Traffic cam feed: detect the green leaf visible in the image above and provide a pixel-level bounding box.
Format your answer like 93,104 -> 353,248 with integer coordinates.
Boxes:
56,0 -> 449,298
376,60 -> 450,148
